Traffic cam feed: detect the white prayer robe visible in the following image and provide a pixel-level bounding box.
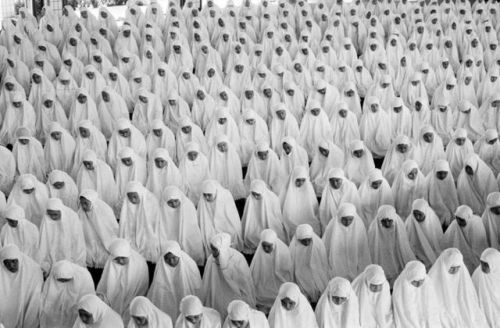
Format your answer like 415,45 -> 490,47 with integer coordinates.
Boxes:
472,248 -> 500,328
72,294 -> 124,328
174,295 -> 221,328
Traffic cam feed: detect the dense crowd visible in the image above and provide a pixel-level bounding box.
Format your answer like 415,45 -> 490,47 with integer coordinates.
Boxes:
0,0 -> 500,327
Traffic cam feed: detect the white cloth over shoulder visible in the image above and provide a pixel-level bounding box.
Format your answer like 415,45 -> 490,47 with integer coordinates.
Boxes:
472,248 -> 500,328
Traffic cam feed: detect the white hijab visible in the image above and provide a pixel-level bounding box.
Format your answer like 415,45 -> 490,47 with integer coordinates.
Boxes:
96,238 -> 149,321
244,142 -> 285,195
40,260 -> 95,328
323,203 -> 371,281
414,125 -> 445,176
391,159 -> 426,218
147,241 -> 202,321
405,199 -> 443,269
381,135 -> 415,185
315,277 -> 361,328
392,261 -> 441,328
178,142 -> 211,204
482,192 -> 500,251
344,140 -> 375,187
222,300 -> 270,328
0,244 -> 43,328
72,294 -> 124,328
174,295 -> 221,328
309,139 -> 345,197
445,128 -> 475,181
425,160 -> 459,227
428,248 -> 489,328
250,229 -> 292,311
0,204 -> 39,260
268,282 -> 319,328
351,264 -> 394,328
128,296 -> 173,328
368,205 -> 416,285
146,147 -> 184,199
472,248 -> 500,328
358,169 -> 395,228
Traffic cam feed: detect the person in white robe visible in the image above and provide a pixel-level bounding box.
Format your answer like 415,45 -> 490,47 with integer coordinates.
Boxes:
392,261 -> 441,327
0,244 -> 43,328
78,189 -> 118,270
414,125 -> 445,175
119,181 -> 160,263
391,159 -> 426,218
107,118 -> 147,170
146,119 -> 177,162
445,128 -> 475,181
159,186 -> 204,265
315,277 -> 361,328
132,89 -> 163,136
242,180 -> 288,254
368,205 -> 416,285
176,116 -> 209,163
405,199 -> 443,270
279,136 -> 309,182
381,135 -> 415,185
115,147 -> 147,197
351,264 -> 395,328
97,87 -> 131,140
250,229 -> 291,313
359,96 -> 392,158
174,295 -> 221,328
244,142 -> 284,195
208,135 -> 246,200
0,91 -> 36,146
268,282 -> 319,328
299,100 -> 333,160
201,233 -> 255,318
76,148 -> 119,208
38,197 -> 86,275
40,260 -> 95,328
358,169 -> 394,228
309,139 -> 344,197
146,147 -> 184,199
289,224 -> 329,304
68,88 -> 101,136
128,296 -> 173,328
47,169 -> 79,211
222,300 -> 269,328
344,140 -> 375,187
428,248 -> 489,328
148,241 -> 202,322
6,173 -> 49,228
474,129 -> 500,177
425,160 -> 459,228
455,100 -> 484,143
197,180 -> 243,254
444,205 -> 489,273
178,142 -> 211,204
457,154 -> 499,214
319,168 -> 360,229
72,120 -> 108,176
482,192 -> 500,251
73,294 -> 124,328
0,145 -> 16,195
323,203 -> 371,281
97,238 -> 149,323
45,122 -> 76,174
280,166 -> 321,238
329,102 -> 361,154
269,103 -> 300,155
0,204 -> 38,260
472,248 -> 500,328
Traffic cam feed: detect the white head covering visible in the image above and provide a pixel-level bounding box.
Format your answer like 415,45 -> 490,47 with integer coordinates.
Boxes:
457,154 -> 499,214
45,121 -> 76,173
279,136 -> 309,180
428,248 -> 489,327
242,180 -> 288,253
444,205 -> 489,273
128,296 -> 173,328
391,159 -> 426,218
299,100 -> 333,160
146,119 -> 177,163
78,189 -> 119,269
472,248 -> 500,328
96,238 -> 149,321
358,169 -> 395,228
482,192 -> 500,251
323,202 -> 371,281
201,232 -> 256,318
392,261 -> 441,327
359,96 -> 392,158
0,204 -> 39,260
381,135 -> 415,185
368,205 -> 416,285
147,241 -> 202,321
250,229 -> 292,311
73,294 -> 124,328
280,166 -> 321,238
268,282 -> 319,328
315,277 -> 361,328
0,244 -> 43,328
178,142 -> 211,204
414,125 -> 445,175
107,118 -> 147,170
351,264 -> 394,328
244,142 -> 284,195
425,159 -> 459,227
145,147 -> 184,199
119,181 -> 160,262
405,199 -> 443,269
40,260 -> 95,328
12,126 -> 46,182
445,128 -> 475,181
309,139 -> 345,196
329,102 -> 361,153
197,180 -> 243,254
38,197 -> 87,273
47,169 -> 79,211
174,295 -> 221,328
270,103 -> 300,155
344,140 -> 375,187
222,300 -> 270,328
